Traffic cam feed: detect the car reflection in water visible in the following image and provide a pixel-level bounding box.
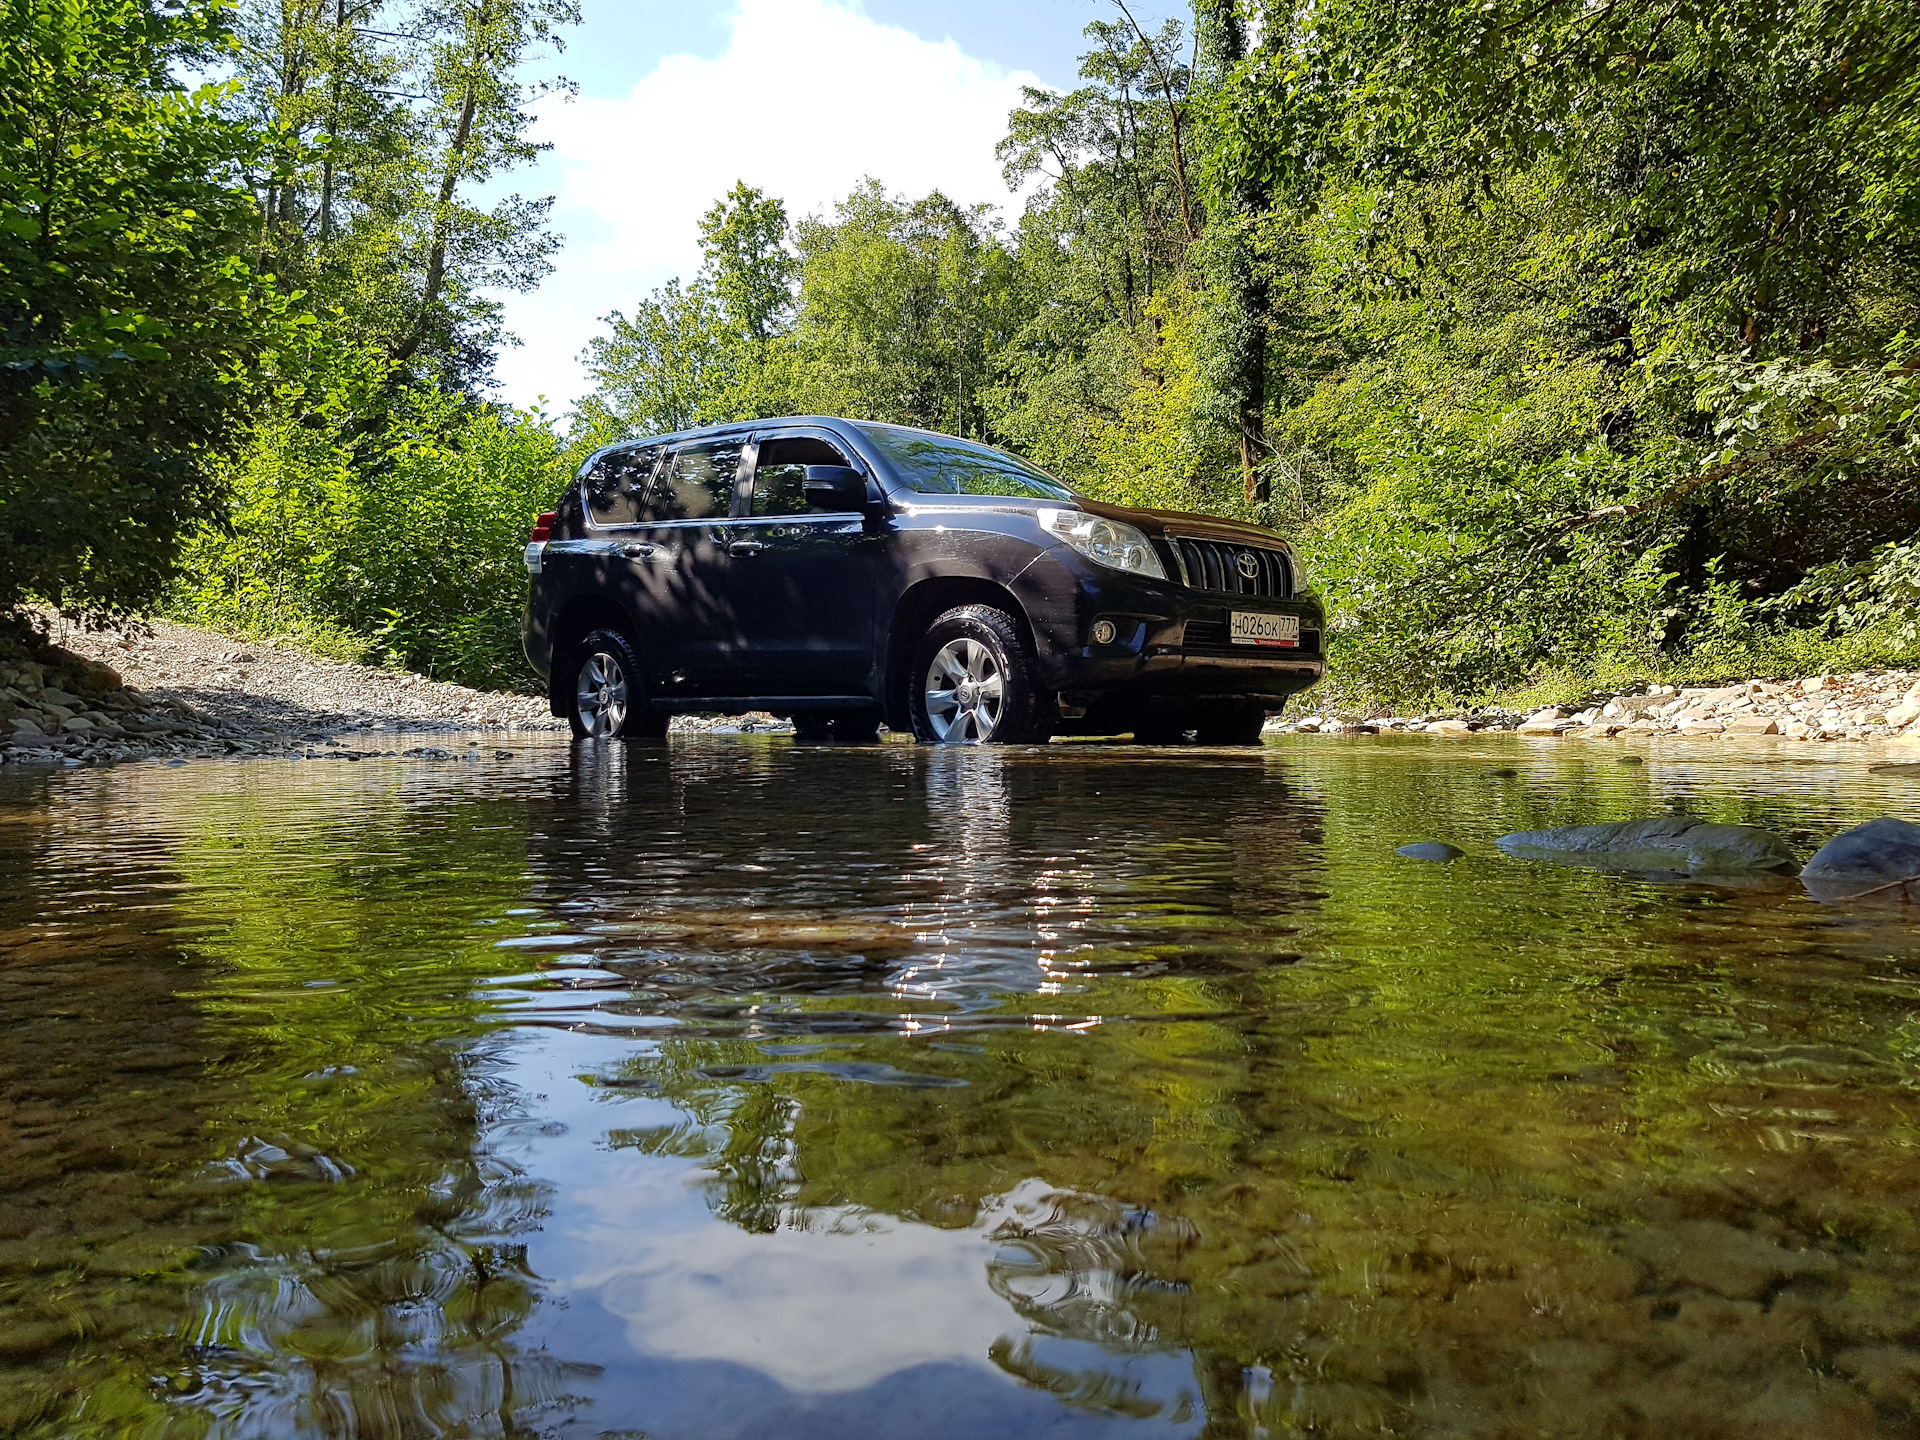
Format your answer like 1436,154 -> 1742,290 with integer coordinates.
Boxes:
461,737 -> 1326,1437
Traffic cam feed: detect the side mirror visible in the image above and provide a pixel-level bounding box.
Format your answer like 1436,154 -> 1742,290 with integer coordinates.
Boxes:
802,465 -> 872,512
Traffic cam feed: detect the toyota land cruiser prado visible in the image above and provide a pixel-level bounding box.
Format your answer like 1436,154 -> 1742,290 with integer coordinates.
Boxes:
522,417 -> 1324,744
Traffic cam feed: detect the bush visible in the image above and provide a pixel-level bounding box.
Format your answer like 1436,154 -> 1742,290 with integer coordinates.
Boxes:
0,0 -> 288,625
176,342 -> 580,689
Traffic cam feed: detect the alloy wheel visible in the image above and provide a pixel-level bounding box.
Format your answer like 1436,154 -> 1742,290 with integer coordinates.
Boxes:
575,651 -> 629,737
923,638 -> 1004,742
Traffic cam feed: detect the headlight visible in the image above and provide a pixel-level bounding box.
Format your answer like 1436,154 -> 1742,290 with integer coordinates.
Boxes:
1039,509 -> 1167,580
1287,548 -> 1311,593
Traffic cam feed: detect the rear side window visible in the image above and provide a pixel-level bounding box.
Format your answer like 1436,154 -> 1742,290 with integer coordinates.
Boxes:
753,436 -> 853,516
581,444 -> 661,526
649,440 -> 743,521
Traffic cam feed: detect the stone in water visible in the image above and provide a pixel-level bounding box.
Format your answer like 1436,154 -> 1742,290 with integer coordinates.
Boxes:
1397,842 -> 1465,862
1497,816 -> 1796,874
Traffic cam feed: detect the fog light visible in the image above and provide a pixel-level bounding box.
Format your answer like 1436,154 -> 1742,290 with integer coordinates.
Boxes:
1090,619 -> 1117,646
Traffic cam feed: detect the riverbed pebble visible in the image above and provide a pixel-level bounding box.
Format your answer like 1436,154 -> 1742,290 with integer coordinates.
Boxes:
0,616 -> 566,769
1268,668 -> 1920,744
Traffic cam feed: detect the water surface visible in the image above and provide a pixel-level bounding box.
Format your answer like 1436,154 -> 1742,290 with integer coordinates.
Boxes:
5,736 -> 1920,1438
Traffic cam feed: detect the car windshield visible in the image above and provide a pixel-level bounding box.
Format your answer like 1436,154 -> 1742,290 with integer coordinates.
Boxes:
857,424 -> 1078,501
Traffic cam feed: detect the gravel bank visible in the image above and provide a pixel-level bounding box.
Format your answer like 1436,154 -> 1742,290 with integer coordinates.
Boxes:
1,618 -> 820,767
1275,671 -> 1920,741
0,618 -> 563,768
14,617 -> 1913,763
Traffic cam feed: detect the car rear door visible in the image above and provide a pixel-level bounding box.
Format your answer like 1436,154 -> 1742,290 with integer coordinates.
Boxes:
638,436 -> 748,698
721,427 -> 885,696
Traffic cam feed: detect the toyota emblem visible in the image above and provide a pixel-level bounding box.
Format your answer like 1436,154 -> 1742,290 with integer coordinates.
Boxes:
1236,551 -> 1260,580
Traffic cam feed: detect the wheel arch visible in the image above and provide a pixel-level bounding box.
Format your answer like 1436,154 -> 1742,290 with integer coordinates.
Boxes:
546,595 -> 641,717
883,576 -> 1037,732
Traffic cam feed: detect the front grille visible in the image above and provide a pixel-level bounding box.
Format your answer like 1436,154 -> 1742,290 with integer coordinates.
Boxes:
1166,536 -> 1292,597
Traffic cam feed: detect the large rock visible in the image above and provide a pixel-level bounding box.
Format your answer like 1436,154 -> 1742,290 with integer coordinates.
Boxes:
1497,816 -> 1797,874
1801,818 -> 1920,902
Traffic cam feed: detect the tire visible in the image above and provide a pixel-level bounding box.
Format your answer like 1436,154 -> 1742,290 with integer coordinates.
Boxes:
1193,702 -> 1269,746
565,628 -> 667,739
909,605 -> 1051,744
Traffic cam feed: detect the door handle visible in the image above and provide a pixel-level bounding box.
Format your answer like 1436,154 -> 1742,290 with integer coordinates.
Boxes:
620,542 -> 656,559
728,540 -> 766,556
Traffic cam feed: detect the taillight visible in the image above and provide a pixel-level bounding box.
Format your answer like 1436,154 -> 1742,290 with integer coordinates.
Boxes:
529,511 -> 556,543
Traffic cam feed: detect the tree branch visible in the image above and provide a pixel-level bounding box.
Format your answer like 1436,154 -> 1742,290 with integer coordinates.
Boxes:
1113,0 -> 1198,243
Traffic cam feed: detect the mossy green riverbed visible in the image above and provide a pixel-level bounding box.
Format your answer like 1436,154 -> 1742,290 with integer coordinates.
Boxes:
5,735 -> 1920,1438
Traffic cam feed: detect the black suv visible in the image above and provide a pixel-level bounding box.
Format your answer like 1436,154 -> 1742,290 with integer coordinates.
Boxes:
522,417 -> 1324,744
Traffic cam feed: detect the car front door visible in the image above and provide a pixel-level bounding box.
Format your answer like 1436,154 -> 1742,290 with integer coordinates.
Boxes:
722,428 -> 886,696
633,436 -> 747,699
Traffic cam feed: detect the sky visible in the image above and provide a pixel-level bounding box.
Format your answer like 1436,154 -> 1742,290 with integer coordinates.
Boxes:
488,0 -> 1181,412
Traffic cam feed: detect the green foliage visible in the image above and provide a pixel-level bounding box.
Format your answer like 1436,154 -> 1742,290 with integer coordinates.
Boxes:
578,182 -> 800,434
0,0 -> 292,624
699,180 -> 796,344
231,0 -> 579,392
790,181 -> 1028,435
176,339 -> 577,687
577,276 -> 735,435
582,179 -> 1036,442
166,0 -> 581,683
1201,0 -> 1920,704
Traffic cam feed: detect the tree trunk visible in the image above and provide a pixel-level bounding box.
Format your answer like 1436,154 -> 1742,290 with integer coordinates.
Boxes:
391,80 -> 479,367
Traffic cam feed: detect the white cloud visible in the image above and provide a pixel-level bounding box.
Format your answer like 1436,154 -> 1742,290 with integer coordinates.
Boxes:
491,0 -> 1043,411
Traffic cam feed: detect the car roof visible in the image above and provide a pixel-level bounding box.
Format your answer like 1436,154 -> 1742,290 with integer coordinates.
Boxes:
601,416 -> 866,451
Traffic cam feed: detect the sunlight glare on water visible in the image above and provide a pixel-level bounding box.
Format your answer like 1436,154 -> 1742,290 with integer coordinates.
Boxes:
5,734 -> 1920,1438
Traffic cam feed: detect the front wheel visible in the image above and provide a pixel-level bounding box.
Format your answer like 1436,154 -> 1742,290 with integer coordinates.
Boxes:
909,606 -> 1050,744
566,628 -> 667,739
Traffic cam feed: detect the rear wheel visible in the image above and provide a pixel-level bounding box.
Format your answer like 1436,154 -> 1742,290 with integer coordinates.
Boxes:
909,606 -> 1050,744
567,628 -> 667,739
1193,702 -> 1269,746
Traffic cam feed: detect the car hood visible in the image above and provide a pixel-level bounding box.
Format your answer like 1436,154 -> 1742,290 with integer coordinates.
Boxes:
1073,498 -> 1293,549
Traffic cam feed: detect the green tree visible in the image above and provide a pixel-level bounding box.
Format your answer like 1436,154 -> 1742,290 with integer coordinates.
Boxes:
230,0 -> 578,391
578,277 -> 733,435
699,180 -> 795,345
791,179 -> 1026,436
0,0 -> 290,626
988,12 -> 1240,513
578,181 -> 797,434
1193,0 -> 1273,505
1199,0 -> 1920,698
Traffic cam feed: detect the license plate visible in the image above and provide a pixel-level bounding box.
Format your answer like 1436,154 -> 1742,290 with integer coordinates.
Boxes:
1230,612 -> 1299,647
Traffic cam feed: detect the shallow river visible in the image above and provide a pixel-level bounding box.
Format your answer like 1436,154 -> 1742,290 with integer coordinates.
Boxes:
5,735 -> 1920,1438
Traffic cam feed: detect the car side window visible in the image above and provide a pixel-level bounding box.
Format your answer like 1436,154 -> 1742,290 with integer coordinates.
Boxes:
581,444 -> 661,527
753,436 -> 854,516
649,440 -> 743,521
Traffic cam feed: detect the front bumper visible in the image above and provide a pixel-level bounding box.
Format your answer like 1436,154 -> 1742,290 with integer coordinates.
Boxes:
1015,552 -> 1327,707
